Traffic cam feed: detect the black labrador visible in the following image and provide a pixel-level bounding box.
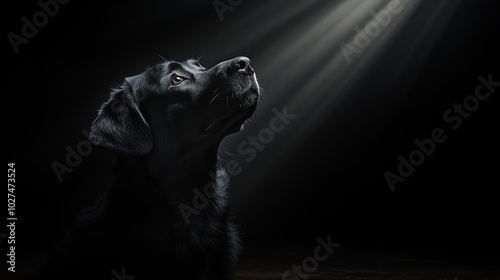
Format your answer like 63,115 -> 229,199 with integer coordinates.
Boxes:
41,57 -> 260,279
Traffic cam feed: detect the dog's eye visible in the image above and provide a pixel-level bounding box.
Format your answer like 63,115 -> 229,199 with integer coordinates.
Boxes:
171,74 -> 187,86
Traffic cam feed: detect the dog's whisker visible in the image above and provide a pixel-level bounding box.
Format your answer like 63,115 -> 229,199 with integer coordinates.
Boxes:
223,151 -> 239,160
210,90 -> 222,105
157,53 -> 167,61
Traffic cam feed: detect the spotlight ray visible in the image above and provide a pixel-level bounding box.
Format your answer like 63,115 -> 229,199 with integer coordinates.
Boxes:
224,0 -> 465,207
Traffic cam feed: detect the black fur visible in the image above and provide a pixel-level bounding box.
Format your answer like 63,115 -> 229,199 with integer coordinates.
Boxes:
40,57 -> 260,279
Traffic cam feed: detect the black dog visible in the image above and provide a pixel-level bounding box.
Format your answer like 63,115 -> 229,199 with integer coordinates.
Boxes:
41,57 -> 260,279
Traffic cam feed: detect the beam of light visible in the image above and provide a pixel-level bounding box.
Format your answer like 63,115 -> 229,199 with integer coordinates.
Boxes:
257,0 -> 383,79
212,0 -> 465,208
203,0 -> 326,59
223,0 -> 422,151
285,0 -> 424,130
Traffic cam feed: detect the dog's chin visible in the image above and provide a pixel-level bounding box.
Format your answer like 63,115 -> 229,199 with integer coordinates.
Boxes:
201,94 -> 258,142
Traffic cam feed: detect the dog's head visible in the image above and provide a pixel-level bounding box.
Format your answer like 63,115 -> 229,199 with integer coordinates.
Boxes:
89,57 -> 260,157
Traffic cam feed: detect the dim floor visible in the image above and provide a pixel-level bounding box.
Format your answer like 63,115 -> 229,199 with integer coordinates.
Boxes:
2,247 -> 498,280
235,246 -> 499,280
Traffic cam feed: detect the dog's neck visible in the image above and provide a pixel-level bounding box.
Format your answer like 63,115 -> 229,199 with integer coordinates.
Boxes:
144,139 -> 222,185
103,142 -> 225,220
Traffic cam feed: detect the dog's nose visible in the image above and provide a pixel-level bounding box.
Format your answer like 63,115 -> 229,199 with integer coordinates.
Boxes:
230,57 -> 254,75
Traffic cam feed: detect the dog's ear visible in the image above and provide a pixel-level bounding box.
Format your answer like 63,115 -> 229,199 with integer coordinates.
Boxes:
89,75 -> 153,156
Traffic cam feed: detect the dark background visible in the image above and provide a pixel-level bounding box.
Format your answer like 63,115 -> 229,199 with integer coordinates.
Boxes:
3,0 -> 499,276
